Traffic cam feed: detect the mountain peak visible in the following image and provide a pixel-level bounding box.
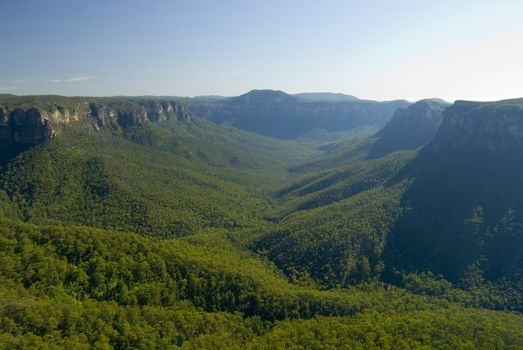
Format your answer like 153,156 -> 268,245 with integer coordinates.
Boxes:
427,98 -> 450,104
226,89 -> 296,108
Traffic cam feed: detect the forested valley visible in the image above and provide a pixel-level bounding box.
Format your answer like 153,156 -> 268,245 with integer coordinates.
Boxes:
1,94 -> 523,349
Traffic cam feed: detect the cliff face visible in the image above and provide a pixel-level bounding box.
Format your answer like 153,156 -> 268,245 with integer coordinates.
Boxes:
0,98 -> 192,147
0,108 -> 56,145
428,99 -> 523,152
89,101 -> 191,128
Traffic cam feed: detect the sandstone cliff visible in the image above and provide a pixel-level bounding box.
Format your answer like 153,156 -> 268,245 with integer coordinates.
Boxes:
428,99 -> 523,151
0,97 -> 192,147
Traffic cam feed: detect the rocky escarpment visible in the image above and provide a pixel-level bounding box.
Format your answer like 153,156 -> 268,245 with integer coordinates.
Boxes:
0,107 -> 56,145
0,97 -> 193,148
428,99 -> 523,152
368,99 -> 447,158
90,100 -> 192,128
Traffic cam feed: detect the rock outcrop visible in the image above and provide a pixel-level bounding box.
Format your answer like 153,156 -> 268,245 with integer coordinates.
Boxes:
90,101 -> 191,128
428,99 -> 523,152
0,108 -> 55,145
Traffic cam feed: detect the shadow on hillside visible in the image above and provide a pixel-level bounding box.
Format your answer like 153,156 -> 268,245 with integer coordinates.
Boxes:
381,147 -> 523,283
0,142 -> 34,170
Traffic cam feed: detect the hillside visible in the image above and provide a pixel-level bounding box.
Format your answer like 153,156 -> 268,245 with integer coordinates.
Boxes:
290,99 -> 446,172
0,95 -> 316,237
384,99 -> 523,285
253,98 -> 523,311
254,151 -> 415,287
2,218 -> 523,348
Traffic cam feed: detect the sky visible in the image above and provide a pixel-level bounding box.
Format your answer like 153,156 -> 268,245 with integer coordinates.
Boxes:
0,0 -> 522,101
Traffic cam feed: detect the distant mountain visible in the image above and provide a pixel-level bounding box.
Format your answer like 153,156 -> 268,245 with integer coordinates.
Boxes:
225,89 -> 296,108
186,89 -> 409,139
368,99 -> 448,158
293,92 -> 359,102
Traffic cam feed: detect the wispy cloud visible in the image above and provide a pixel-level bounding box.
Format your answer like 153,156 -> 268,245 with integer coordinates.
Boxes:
12,77 -> 45,84
196,70 -> 244,77
50,75 -> 93,83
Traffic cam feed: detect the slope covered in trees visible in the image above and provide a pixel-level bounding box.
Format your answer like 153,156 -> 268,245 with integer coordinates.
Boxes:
253,99 -> 523,311
0,95 -> 316,237
384,99 -> 523,286
254,152 -> 414,287
1,218 -> 522,349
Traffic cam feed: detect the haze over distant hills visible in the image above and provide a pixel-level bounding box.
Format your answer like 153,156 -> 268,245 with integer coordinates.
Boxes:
293,92 -> 360,102
185,89 -> 409,139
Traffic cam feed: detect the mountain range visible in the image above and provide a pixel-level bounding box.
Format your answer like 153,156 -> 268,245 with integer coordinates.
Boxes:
1,92 -> 523,348
184,89 -> 409,139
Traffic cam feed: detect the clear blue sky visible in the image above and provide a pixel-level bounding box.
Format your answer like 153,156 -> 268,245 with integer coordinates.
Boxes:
1,0 -> 522,101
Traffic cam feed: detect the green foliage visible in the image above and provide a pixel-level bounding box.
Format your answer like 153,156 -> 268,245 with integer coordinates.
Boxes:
254,152 -> 414,288
0,218 -> 445,320
274,151 -> 414,216
249,310 -> 523,349
384,147 -> 523,286
255,184 -> 407,287
1,218 -> 522,349
0,116 -> 314,237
